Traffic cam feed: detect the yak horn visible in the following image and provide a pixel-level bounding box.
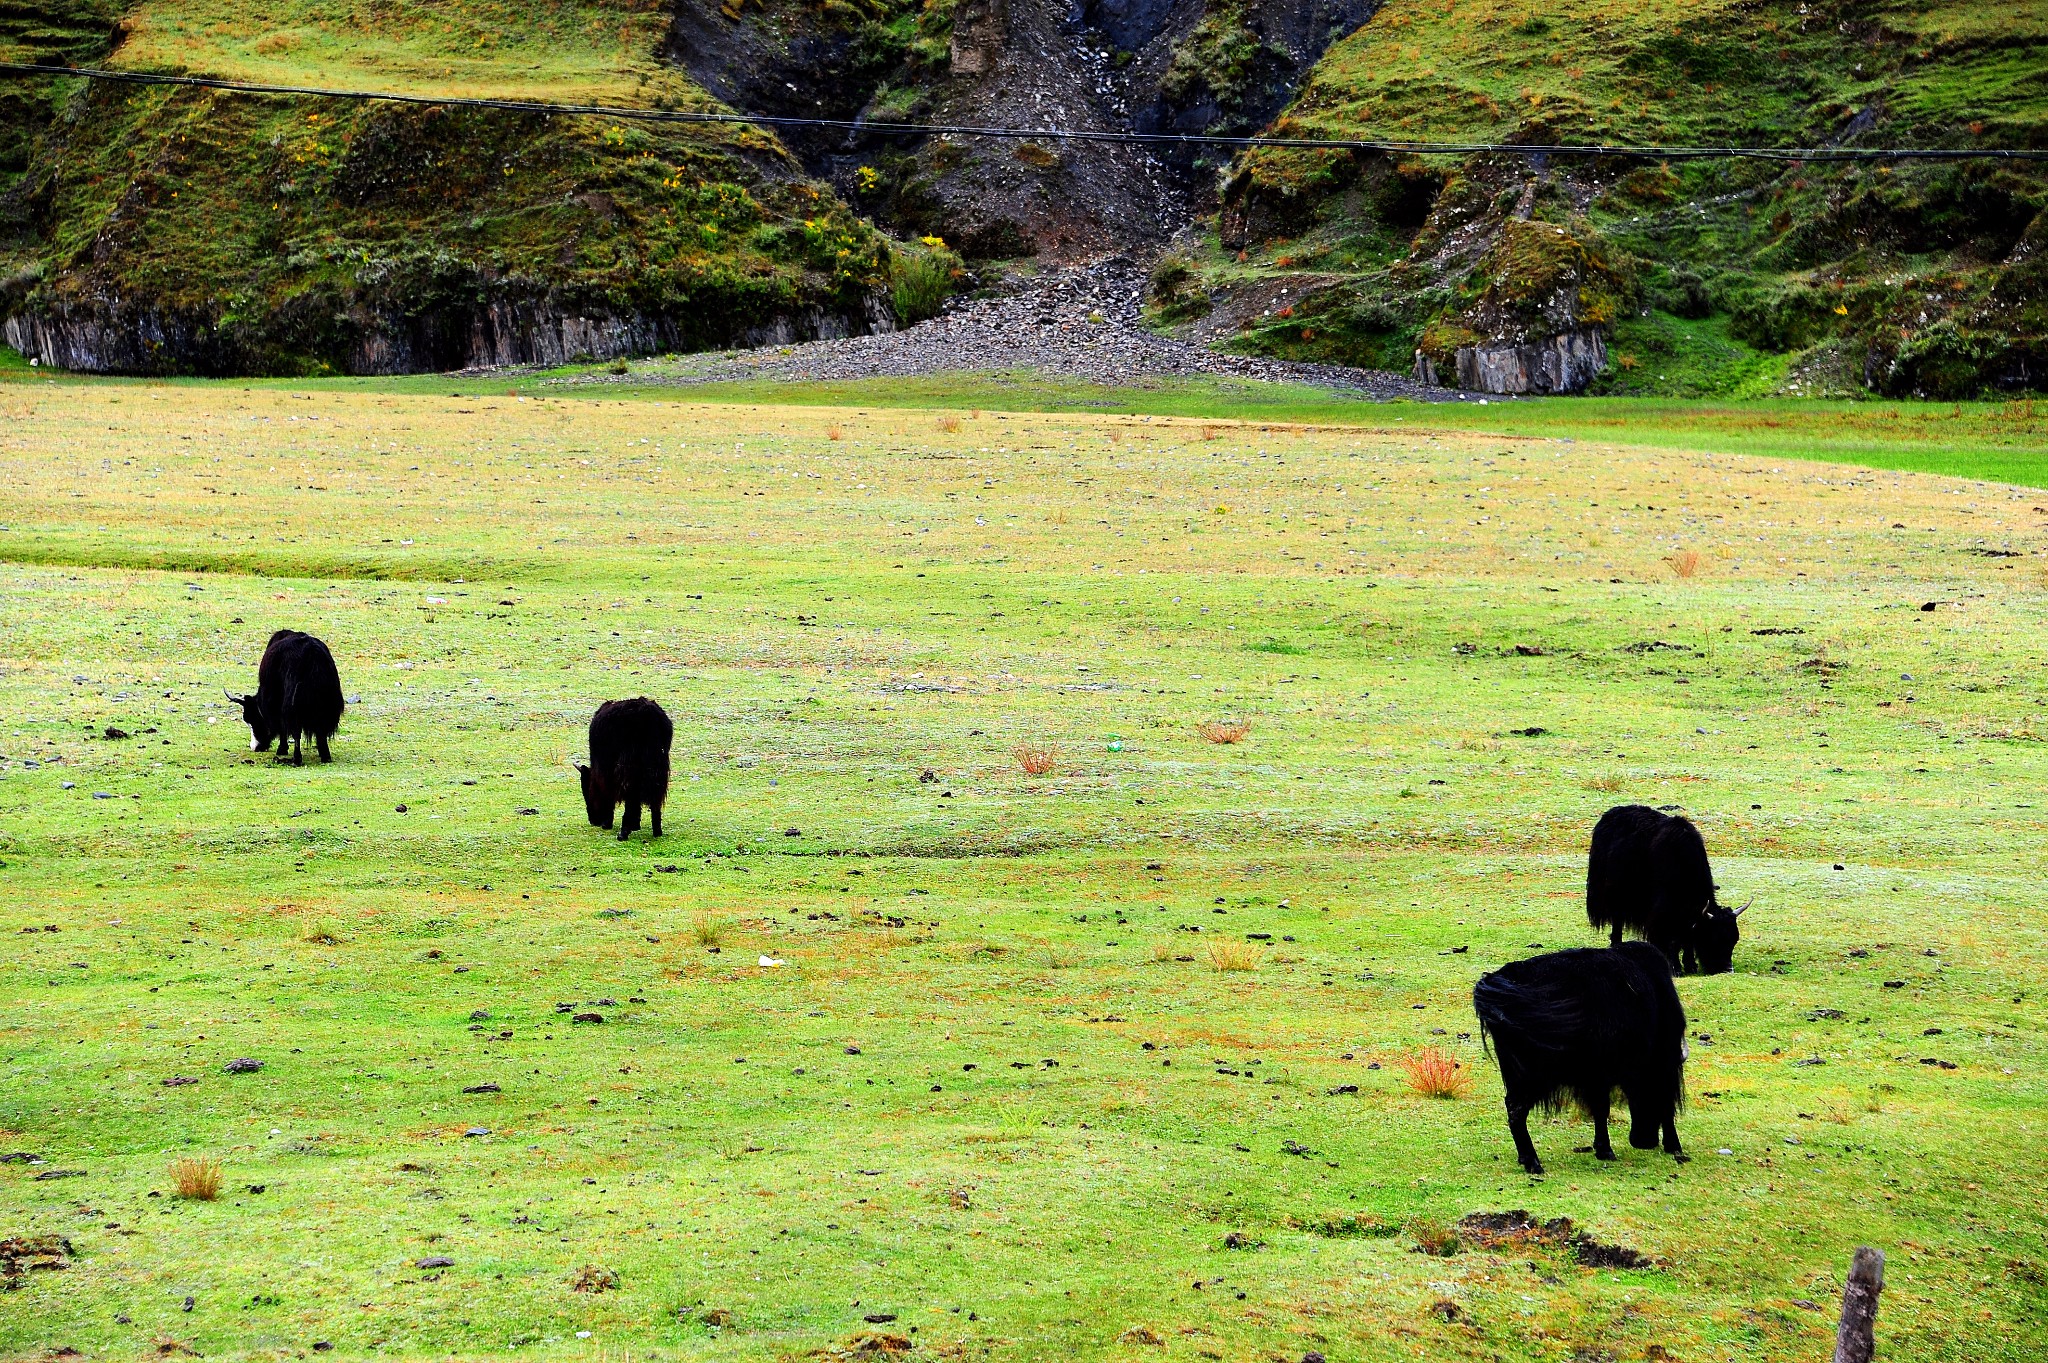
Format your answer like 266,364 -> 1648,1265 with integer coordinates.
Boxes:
1731,896 -> 1755,918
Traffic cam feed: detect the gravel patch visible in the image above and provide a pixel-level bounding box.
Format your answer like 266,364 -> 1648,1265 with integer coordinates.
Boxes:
553,259 -> 1480,402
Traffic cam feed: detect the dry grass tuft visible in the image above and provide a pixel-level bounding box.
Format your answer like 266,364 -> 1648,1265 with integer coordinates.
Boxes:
1149,939 -> 1178,964
1206,939 -> 1263,973
691,913 -> 728,948
1200,425 -> 1221,441
1584,774 -> 1626,793
1408,1218 -> 1461,1256
1664,548 -> 1705,579
1043,943 -> 1079,970
1014,743 -> 1059,776
169,1156 -> 223,1200
1196,719 -> 1253,745
936,414 -> 962,434
301,925 -> 343,946
1399,1047 -> 1471,1099
825,426 -> 845,442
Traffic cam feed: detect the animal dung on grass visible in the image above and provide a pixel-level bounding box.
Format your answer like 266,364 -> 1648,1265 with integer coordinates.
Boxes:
569,1264 -> 619,1293
168,1157 -> 222,1201
221,1057 -> 263,1074
1398,1046 -> 1471,1099
1196,719 -> 1253,744
1014,742 -> 1059,776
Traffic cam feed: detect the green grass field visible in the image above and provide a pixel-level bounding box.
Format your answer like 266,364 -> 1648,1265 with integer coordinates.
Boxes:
2,377 -> 2046,1361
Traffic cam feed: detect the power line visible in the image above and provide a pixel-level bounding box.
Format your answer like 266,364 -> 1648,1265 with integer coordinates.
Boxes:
5,60 -> 2046,163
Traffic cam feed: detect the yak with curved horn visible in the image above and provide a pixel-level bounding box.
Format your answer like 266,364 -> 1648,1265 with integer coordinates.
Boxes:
1586,805 -> 1749,975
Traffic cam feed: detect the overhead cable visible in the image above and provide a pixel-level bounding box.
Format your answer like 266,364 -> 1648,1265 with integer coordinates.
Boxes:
4,61 -> 2045,162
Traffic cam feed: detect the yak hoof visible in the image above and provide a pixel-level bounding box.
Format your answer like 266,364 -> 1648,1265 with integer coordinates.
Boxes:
1595,1148 -> 1617,1161
1520,1159 -> 1544,1176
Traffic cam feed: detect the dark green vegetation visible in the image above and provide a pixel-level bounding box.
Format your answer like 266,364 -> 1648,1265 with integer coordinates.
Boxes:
2,379 -> 2046,1359
1182,0 -> 2048,397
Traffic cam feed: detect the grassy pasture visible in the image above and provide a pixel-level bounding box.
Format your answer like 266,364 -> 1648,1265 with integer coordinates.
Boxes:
1,380 -> 2046,1361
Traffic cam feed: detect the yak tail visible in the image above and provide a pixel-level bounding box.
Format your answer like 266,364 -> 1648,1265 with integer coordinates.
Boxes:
1472,970 -> 1587,1059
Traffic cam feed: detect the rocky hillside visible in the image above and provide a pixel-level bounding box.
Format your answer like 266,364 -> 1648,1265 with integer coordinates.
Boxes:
1160,0 -> 2048,397
668,0 -> 1377,259
0,0 -> 906,374
4,0 -> 2043,393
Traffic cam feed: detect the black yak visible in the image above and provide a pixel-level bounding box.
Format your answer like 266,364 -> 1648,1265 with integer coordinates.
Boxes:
1473,943 -> 1687,1175
1586,804 -> 1748,974
229,629 -> 344,766
578,697 -> 672,841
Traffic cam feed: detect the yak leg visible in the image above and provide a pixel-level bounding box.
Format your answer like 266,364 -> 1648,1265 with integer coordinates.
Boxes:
1506,1100 -> 1543,1175
1609,922 -> 1623,948
1625,1089 -> 1661,1149
316,733 -> 332,764
649,801 -> 662,838
289,733 -> 304,766
1588,1093 -> 1617,1161
619,800 -> 641,841
1662,1115 -> 1687,1161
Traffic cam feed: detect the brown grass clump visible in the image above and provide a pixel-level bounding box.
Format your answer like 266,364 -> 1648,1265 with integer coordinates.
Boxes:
825,426 -> 845,441
692,913 -> 728,948
169,1156 -> 223,1200
1196,719 -> 1252,745
1014,743 -> 1058,776
1399,1047 -> 1472,1099
1408,1218 -> 1462,1256
1206,939 -> 1263,973
1200,425 -> 1221,441
936,414 -> 962,434
1584,774 -> 1625,793
1664,548 -> 1705,579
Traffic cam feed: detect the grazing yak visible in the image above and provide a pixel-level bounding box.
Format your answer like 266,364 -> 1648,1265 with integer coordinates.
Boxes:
229,629 -> 344,765
1587,804 -> 1748,975
579,697 -> 672,841
1473,943 -> 1688,1175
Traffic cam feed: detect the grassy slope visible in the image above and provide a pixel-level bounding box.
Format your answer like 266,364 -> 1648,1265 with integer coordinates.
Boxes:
0,1 -> 902,373
1204,0 -> 2048,397
1,380 -> 2046,1360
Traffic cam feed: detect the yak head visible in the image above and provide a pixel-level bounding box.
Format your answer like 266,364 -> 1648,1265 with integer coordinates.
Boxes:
228,690 -> 274,751
1692,897 -> 1750,975
576,763 -> 610,828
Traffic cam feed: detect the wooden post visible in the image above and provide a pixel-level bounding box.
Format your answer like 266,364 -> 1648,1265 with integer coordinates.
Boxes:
1832,1246 -> 1885,1363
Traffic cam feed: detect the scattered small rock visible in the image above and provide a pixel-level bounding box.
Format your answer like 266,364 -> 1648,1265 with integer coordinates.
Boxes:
161,1076 -> 199,1087
415,1256 -> 453,1270
461,1083 -> 501,1094
222,1058 -> 263,1074
571,1012 -> 604,1024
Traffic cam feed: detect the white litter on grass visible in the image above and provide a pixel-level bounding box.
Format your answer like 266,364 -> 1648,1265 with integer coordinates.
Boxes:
759,955 -> 785,968
426,597 -> 447,605
1717,1148 -> 1734,1155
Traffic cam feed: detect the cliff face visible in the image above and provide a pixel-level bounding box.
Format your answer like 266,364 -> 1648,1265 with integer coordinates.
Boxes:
667,0 -> 1376,260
